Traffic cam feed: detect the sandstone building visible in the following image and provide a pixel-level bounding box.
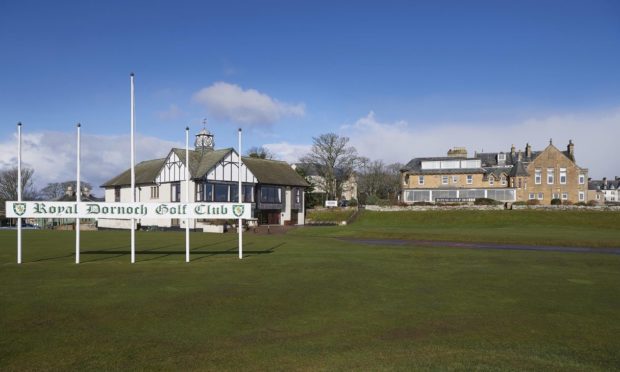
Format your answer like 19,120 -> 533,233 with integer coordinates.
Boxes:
400,140 -> 588,205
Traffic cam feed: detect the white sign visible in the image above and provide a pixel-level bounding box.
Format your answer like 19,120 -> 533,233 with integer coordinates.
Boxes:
6,201 -> 252,219
325,200 -> 338,207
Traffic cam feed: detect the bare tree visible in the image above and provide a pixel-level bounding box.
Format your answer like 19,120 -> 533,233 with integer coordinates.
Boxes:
358,161 -> 404,204
0,167 -> 37,201
246,146 -> 275,160
300,133 -> 360,200
40,181 -> 93,200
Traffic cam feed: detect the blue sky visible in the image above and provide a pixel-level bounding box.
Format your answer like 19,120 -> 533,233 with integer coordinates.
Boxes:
1,0 -> 619,191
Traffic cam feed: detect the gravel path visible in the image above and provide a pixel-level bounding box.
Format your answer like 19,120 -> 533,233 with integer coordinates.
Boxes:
340,238 -> 620,255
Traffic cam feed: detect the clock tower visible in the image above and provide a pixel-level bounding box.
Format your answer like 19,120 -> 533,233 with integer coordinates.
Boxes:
195,120 -> 214,152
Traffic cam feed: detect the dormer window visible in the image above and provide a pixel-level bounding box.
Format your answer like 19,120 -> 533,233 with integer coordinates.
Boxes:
489,176 -> 494,186
498,153 -> 506,164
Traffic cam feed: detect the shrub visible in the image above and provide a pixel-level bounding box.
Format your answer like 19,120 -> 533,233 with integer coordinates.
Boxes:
587,200 -> 598,206
574,202 -> 587,206
412,201 -> 433,206
365,194 -> 379,205
348,198 -> 358,207
512,201 -> 527,206
377,199 -> 392,206
526,199 -> 540,206
474,198 -> 501,205
563,200 -> 573,205
550,198 -> 562,205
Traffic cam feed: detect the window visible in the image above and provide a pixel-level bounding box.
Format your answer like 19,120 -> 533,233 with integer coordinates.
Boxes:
547,168 -> 554,184
529,193 -> 535,200
535,168 -> 542,184
559,168 -> 567,184
562,193 -> 568,200
518,178 -> 522,188
260,186 -> 281,204
489,176 -> 494,186
466,175 -> 473,184
295,188 -> 301,204
418,176 -> 424,185
202,183 -> 214,202
150,186 -> 159,199
552,193 -> 559,199
498,153 -> 506,162
452,175 -> 458,184
171,182 -> 181,202
196,183 -> 204,201
441,175 -> 449,185
579,174 -> 585,184
500,175 -> 506,186
596,194 -> 600,200
579,192 -> 585,201
538,192 -> 544,200
214,184 -> 229,202
114,187 -> 121,202
243,185 -> 254,203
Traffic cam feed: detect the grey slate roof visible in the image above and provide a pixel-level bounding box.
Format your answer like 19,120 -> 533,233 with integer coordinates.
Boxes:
589,179 -> 620,190
101,148 -> 309,188
402,158 -> 484,175
509,161 -> 529,177
243,157 -> 309,187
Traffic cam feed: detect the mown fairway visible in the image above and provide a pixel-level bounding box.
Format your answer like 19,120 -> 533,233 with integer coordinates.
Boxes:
1,211 -> 619,370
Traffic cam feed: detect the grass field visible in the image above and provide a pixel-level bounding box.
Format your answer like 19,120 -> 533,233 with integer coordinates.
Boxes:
1,211 -> 619,370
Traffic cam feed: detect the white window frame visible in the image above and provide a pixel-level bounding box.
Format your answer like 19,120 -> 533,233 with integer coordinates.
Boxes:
150,186 -> 159,199
418,176 -> 424,185
441,175 -> 449,185
489,176 -> 494,186
552,193 -> 559,200
559,168 -> 567,184
547,168 -> 554,185
452,175 -> 458,184
529,193 -> 535,200
535,168 -> 542,184
562,193 -> 568,200
538,192 -> 544,200
501,175 -> 506,186
466,175 -> 473,184
578,174 -> 585,184
579,192 -> 585,201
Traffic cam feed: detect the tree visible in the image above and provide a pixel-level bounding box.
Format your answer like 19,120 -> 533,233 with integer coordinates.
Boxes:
0,167 -> 37,201
358,160 -> 404,204
299,133 -> 361,200
246,146 -> 275,160
40,181 -> 94,200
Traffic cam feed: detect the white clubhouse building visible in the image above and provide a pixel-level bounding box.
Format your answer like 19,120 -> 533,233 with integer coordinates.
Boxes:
99,128 -> 308,230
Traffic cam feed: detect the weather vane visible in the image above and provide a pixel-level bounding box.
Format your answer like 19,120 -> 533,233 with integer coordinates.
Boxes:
202,118 -> 208,130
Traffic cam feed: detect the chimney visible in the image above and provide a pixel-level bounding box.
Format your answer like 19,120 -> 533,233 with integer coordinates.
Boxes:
82,186 -> 90,197
510,144 -> 515,158
615,176 -> 619,181
525,143 -> 532,158
603,177 -> 608,188
517,150 -> 523,162
567,140 -> 574,158
66,185 -> 74,196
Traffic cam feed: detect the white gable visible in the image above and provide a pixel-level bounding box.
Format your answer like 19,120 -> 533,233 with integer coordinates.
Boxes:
156,151 -> 188,183
205,150 -> 257,183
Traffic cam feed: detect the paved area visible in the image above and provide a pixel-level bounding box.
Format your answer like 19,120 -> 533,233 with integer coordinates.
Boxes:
340,238 -> 620,255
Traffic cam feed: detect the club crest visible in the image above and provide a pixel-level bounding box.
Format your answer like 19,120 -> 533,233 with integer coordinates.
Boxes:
13,203 -> 26,216
232,204 -> 244,218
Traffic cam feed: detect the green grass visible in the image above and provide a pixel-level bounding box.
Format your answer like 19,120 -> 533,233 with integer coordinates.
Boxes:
294,210 -> 620,248
306,207 -> 356,222
1,211 -> 619,370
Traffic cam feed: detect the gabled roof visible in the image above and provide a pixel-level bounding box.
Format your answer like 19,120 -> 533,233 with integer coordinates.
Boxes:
243,157 -> 309,187
509,161 -> 529,177
101,158 -> 166,187
171,148 -> 232,179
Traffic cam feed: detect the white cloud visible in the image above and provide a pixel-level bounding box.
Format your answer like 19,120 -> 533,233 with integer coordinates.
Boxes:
157,104 -> 186,121
263,142 -> 312,163
0,132 -> 179,196
343,109 -> 620,178
192,82 -> 305,125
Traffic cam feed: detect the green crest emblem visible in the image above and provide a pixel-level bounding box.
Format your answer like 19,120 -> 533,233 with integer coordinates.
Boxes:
232,204 -> 245,218
13,203 -> 26,217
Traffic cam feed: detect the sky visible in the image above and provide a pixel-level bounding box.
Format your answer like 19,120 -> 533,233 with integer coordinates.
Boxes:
1,0 -> 619,194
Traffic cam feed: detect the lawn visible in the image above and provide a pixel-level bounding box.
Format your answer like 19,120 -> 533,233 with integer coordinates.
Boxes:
1,211 -> 619,370
306,207 -> 357,222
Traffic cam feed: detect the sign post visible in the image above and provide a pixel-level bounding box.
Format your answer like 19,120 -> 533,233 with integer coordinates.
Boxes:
76,123 -> 81,264
17,122 -> 22,264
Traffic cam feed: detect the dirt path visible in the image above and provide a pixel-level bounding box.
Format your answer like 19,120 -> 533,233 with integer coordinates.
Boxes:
340,238 -> 620,255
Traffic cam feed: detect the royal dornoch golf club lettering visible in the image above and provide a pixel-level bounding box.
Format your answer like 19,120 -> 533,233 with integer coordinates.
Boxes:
6,201 -> 250,219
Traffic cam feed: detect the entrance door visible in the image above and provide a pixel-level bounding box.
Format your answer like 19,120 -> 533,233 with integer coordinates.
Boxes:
259,210 -> 280,225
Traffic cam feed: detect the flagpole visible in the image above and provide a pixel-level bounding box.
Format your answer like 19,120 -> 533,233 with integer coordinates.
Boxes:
238,128 -> 242,259
185,126 -> 190,263
17,122 -> 22,264
75,123 -> 81,264
130,73 -> 136,263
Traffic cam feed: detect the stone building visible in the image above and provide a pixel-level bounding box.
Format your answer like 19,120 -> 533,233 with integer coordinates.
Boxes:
588,177 -> 620,204
400,140 -> 589,205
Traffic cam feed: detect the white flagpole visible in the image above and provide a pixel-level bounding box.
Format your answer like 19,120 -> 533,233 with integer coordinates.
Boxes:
185,126 -> 190,263
238,128 -> 243,259
17,122 -> 22,264
130,73 -> 136,264
75,123 -> 81,264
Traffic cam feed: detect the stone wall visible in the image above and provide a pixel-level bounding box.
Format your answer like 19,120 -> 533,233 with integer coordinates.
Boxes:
365,205 -> 620,212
